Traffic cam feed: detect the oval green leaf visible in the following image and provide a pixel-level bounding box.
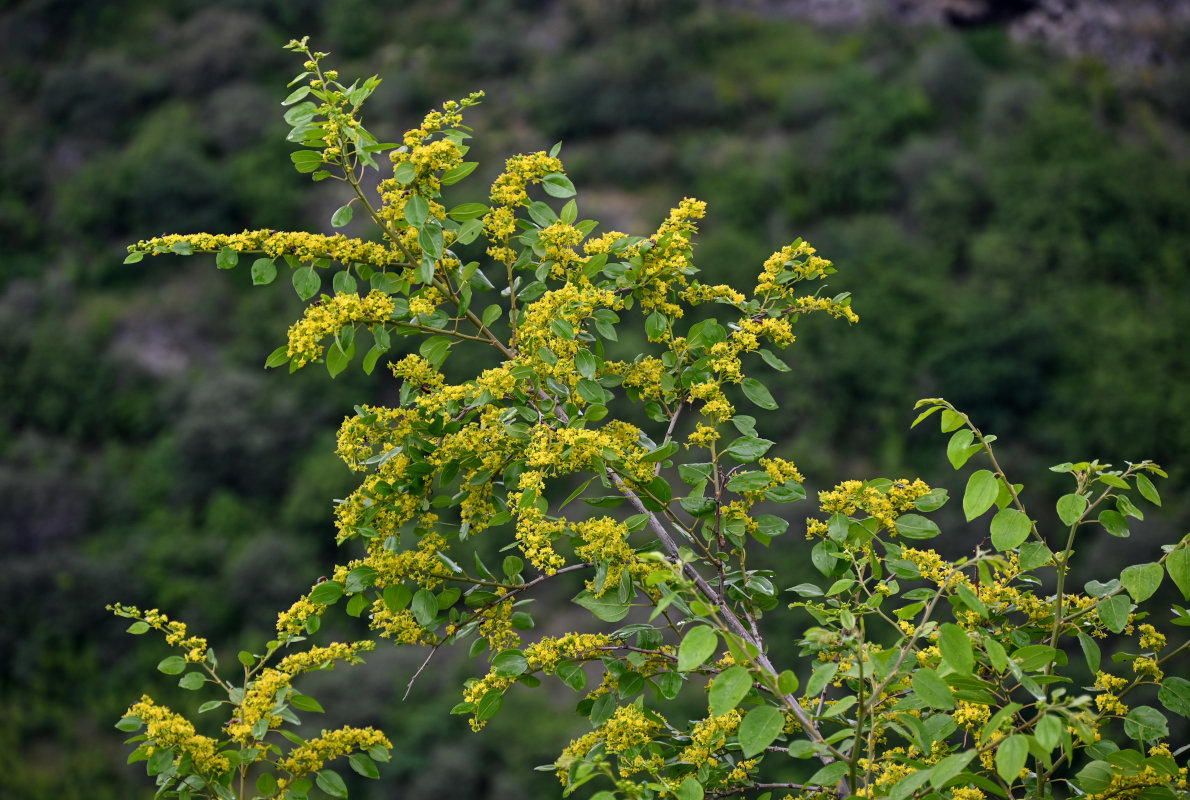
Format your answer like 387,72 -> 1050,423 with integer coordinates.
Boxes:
963,470 -> 998,522
989,507 -> 1031,551
708,666 -> 752,717
738,705 -> 784,758
677,626 -> 718,672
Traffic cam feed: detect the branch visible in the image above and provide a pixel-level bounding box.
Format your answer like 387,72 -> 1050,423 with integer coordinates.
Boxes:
403,562 -> 593,699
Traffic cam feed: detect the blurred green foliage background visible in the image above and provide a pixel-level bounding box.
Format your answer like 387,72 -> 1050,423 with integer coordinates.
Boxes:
2,1 -> 1188,798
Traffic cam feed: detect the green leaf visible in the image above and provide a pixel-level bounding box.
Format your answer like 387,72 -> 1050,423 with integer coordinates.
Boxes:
708,666 -> 752,717
1120,562 -> 1163,603
894,514 -> 941,540
264,345 -> 290,369
1167,546 -> 1190,601
404,195 -> 429,228
157,656 -> 186,675
1157,676 -> 1190,717
256,773 -> 277,796
1034,715 -> 1064,752
412,589 -> 438,626
1098,509 -> 1130,538
939,408 -> 965,432
216,247 -> 238,270
481,304 -> 502,328
911,668 -> 954,709
677,626 -> 718,672
331,204 -> 353,227
178,672 -> 205,690
316,768 -> 348,799
572,590 -> 631,622
1056,493 -> 1088,526
1077,761 -> 1113,794
946,429 -> 980,469
282,85 -> 310,106
448,202 -> 488,221
393,161 -> 416,184
806,761 -> 848,788
805,662 -> 838,697
1098,595 -> 1132,633
722,435 -> 774,463
344,565 -> 377,594
492,649 -> 528,678
990,507 -> 1031,551
938,623 -> 974,676
326,341 -> 349,378
777,670 -> 799,695
251,258 -> 277,286
290,693 -> 324,713
441,161 -> 478,185
963,470 -> 998,522
332,270 -> 358,295
930,750 -> 976,789
995,734 -> 1028,784
293,267 -> 320,301
291,150 -> 322,173
758,348 -> 790,372
197,700 -> 222,714
738,706 -> 784,758
726,471 -> 771,493
126,621 -> 150,634
1078,632 -> 1101,674
675,776 -> 703,800
741,378 -> 778,410
349,753 -> 380,780
541,172 -> 576,198
1135,473 -> 1161,506
574,350 -> 597,379
1123,706 -> 1169,742
115,715 -> 142,732
1019,541 -> 1053,571
123,251 -> 144,264
309,580 -> 343,605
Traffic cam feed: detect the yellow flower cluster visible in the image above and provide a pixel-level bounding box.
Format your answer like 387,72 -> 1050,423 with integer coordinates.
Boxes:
227,667 -> 292,742
115,606 -> 209,663
603,703 -> 664,753
954,700 -> 991,730
277,641 -> 375,675
524,632 -> 616,673
1138,623 -> 1166,651
462,672 -> 515,731
275,596 -> 327,637
682,281 -> 746,307
277,726 -> 391,777
631,198 -> 706,317
573,516 -> 643,596
378,95 -> 480,229
127,695 -> 229,775
353,531 -> 449,595
478,595 -> 520,653
130,230 -> 403,269
490,152 -> 565,208
515,281 -> 622,387
1132,656 -> 1164,681
512,473 -> 568,574
539,221 -> 586,278
754,241 -> 833,296
287,290 -> 396,368
816,478 -> 932,533
679,710 -> 742,767
335,405 -> 416,470
368,604 -> 430,645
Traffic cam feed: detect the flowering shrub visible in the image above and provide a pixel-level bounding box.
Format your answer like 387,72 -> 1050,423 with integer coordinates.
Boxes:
114,38 -> 1190,800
